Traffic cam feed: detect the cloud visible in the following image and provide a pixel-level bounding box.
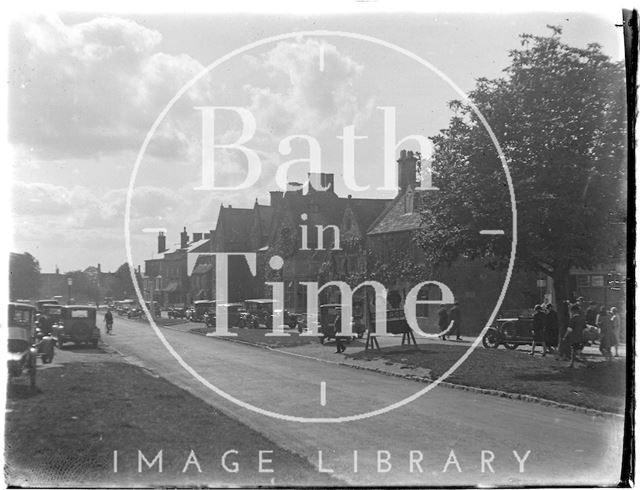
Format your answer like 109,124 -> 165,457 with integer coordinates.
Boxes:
245,38 -> 375,138
12,181 -> 184,230
10,15 -> 210,159
12,181 -> 75,216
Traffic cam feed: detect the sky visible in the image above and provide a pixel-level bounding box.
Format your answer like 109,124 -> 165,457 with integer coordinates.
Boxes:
7,6 -> 624,273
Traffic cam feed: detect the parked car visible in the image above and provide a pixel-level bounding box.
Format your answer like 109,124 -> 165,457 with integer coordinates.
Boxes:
192,300 -> 216,322
37,304 -> 64,335
242,299 -> 298,329
482,309 -> 534,350
7,302 -> 38,388
168,304 -> 187,319
53,306 -> 101,348
36,298 -> 59,313
204,303 -> 252,328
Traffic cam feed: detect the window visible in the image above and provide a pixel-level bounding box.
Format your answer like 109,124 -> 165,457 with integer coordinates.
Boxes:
576,275 -> 590,288
70,309 -> 89,318
12,309 -> 32,323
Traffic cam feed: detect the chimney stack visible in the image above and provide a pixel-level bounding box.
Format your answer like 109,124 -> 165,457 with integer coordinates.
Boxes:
180,227 -> 189,249
308,172 -> 335,192
397,150 -> 419,192
193,232 -> 203,242
157,231 -> 167,254
270,190 -> 283,209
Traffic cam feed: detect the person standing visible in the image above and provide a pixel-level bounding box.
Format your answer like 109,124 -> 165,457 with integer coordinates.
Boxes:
610,307 -> 620,357
449,302 -> 462,341
597,306 -> 613,362
545,303 -> 558,353
585,301 -> 598,327
334,313 -> 346,353
563,304 -> 586,368
438,305 -> 449,341
104,309 -> 114,335
530,305 -> 547,356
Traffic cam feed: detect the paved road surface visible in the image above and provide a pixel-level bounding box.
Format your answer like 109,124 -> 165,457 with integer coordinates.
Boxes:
100,317 -> 624,486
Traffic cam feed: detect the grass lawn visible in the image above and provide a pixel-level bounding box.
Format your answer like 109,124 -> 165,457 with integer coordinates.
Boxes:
190,326 -> 322,348
348,344 -> 627,414
5,360 -> 336,487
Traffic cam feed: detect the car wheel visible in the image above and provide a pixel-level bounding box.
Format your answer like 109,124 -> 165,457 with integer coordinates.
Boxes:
482,331 -> 500,349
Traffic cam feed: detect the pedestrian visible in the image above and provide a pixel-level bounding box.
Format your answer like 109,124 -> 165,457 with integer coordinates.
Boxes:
556,300 -> 571,360
334,313 -> 346,353
563,304 -> 586,368
597,306 -> 613,362
585,301 -> 598,327
545,303 -> 558,353
438,304 -> 449,341
104,308 -> 114,335
610,307 -> 620,357
530,305 -> 547,356
449,302 -> 462,341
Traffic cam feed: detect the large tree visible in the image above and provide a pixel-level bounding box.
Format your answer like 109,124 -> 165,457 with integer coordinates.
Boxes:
111,263 -> 142,300
414,27 -> 626,303
9,252 -> 41,300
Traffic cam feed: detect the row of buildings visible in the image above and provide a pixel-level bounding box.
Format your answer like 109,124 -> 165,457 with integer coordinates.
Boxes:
141,150 -> 627,334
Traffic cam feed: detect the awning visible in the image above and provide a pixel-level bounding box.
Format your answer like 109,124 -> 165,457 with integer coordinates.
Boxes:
162,281 -> 179,293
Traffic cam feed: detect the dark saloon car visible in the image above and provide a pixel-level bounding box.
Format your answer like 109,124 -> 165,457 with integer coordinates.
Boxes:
53,305 -> 101,348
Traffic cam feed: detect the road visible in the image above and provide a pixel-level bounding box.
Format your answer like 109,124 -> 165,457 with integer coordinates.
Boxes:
101,317 -> 624,486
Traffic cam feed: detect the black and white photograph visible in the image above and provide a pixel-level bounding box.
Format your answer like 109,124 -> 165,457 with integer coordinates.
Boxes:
4,2 -> 634,487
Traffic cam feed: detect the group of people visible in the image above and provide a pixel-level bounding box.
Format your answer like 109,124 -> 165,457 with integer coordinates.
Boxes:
437,302 -> 462,341
529,303 -> 559,357
532,297 -> 620,368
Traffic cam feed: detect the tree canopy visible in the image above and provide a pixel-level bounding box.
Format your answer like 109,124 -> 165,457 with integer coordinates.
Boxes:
9,252 -> 41,300
414,27 -> 627,300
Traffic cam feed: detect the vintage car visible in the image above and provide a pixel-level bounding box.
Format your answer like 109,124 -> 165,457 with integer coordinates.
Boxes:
7,302 -> 38,388
168,303 -> 187,319
482,309 -> 535,349
191,300 -> 216,322
53,305 -> 101,348
36,298 -> 59,312
242,299 -> 297,329
204,303 -> 252,328
37,304 -> 63,334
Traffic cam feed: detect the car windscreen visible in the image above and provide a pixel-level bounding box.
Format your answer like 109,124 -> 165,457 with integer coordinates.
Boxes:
43,307 -> 63,315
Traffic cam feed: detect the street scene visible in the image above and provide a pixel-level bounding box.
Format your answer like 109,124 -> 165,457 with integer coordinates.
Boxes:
6,6 -> 633,488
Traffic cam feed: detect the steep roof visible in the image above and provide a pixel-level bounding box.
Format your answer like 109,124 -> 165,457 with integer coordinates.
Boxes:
217,205 -> 255,250
367,189 -> 423,235
347,197 -> 391,232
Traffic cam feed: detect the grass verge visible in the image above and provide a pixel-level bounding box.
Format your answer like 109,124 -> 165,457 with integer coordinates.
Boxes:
190,326 -> 321,348
348,344 -> 626,414
5,359 -> 336,487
